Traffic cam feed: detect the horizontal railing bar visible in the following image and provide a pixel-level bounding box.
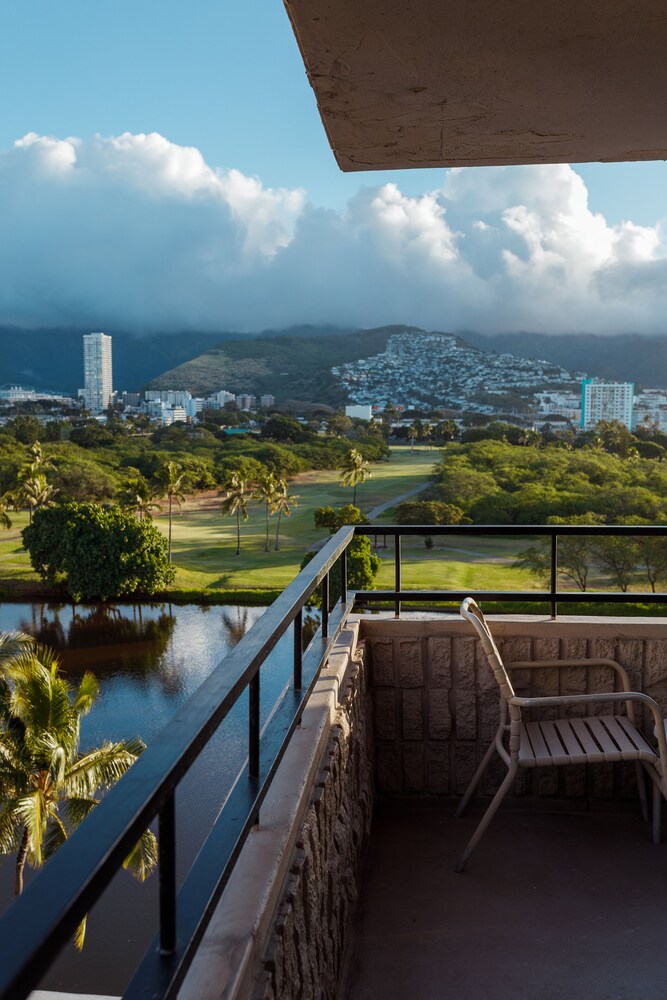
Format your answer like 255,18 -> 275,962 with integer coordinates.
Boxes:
0,529 -> 355,1000
125,597 -> 355,1000
356,524 -> 667,537
355,590 -> 667,604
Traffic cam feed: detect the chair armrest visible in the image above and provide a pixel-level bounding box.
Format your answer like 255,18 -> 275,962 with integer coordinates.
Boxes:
507,658 -> 633,690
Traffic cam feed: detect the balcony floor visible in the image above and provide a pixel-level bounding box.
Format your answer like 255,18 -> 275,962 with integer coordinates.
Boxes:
341,798 -> 667,1000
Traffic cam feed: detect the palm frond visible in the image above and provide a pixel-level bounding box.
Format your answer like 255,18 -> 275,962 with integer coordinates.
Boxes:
73,916 -> 88,951
0,803 -> 22,855
122,828 -> 158,882
0,632 -> 34,667
62,796 -> 98,831
72,672 -> 99,717
64,738 -> 145,796
15,790 -> 47,867
44,812 -> 68,860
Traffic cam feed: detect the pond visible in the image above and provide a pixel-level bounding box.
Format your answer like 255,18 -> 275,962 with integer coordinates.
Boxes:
0,600 -> 302,995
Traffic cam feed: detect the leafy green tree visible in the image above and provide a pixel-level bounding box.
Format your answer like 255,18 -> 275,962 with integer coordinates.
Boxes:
273,478 -> 298,551
339,448 -> 371,505
260,415 -> 303,443
154,461 -> 187,562
221,473 -> 250,556
312,504 -> 381,592
0,636 -> 156,944
395,500 -> 467,525
22,502 -> 174,601
592,536 -> 639,592
0,493 -> 14,530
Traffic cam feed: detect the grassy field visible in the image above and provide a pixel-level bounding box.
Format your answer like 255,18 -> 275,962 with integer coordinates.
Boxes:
0,447 -> 439,599
1,445 -> 660,604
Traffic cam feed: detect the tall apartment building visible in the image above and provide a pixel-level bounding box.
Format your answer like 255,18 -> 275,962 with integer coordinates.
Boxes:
581,379 -> 634,431
83,332 -> 113,414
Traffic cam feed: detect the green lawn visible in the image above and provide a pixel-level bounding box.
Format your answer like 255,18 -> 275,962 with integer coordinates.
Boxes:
1,447 -> 657,603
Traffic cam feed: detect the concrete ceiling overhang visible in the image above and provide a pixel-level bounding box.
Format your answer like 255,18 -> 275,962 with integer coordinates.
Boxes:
284,0 -> 667,169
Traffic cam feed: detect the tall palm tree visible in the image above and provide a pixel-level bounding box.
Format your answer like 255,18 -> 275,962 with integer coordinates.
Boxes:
339,449 -> 371,506
0,639 -> 156,946
119,476 -> 161,522
221,473 -> 250,556
273,479 -> 299,551
154,462 -> 187,562
254,472 -> 279,553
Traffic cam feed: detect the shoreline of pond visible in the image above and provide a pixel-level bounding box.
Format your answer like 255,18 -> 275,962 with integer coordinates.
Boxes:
0,582 -> 282,607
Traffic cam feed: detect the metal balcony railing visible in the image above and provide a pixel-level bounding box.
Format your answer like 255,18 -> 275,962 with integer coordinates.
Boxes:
1,522 -> 666,999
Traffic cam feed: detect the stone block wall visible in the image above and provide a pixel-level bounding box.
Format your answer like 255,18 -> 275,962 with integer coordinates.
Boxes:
361,615 -> 667,802
255,644 -> 373,1000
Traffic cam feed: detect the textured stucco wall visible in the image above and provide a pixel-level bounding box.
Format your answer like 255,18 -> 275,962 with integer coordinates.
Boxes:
254,642 -> 373,1000
360,615 -> 667,802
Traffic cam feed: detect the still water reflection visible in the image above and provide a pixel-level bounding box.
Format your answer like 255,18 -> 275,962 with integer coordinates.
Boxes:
0,601 -> 297,995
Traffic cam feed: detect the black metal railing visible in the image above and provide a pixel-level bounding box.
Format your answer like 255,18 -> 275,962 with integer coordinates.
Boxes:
1,521 -> 667,999
0,525 -> 355,1000
355,523 -> 667,619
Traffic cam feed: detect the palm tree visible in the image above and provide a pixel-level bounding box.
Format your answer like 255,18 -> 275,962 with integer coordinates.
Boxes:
0,639 -> 156,945
221,473 -> 250,556
21,473 -> 57,525
119,476 -> 161,522
273,479 -> 299,551
154,462 -> 187,562
339,449 -> 371,506
254,472 -> 279,553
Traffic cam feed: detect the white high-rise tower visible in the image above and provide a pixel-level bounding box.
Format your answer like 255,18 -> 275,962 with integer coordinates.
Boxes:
83,332 -> 113,414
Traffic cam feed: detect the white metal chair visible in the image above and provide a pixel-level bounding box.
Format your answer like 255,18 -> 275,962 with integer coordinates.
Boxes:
455,597 -> 667,872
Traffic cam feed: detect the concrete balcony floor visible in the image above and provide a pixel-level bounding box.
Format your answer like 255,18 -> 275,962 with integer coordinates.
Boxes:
342,798 -> 667,1000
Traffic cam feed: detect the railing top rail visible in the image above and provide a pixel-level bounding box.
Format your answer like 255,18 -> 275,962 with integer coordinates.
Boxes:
355,523 -> 667,536
0,525 -> 354,999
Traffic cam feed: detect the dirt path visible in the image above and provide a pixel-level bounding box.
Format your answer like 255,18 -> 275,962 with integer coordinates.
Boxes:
367,483 -> 429,519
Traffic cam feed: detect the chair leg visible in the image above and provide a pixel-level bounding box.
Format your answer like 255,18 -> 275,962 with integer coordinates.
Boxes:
653,782 -> 662,845
455,736 -> 499,819
455,760 -> 519,873
634,761 -> 649,823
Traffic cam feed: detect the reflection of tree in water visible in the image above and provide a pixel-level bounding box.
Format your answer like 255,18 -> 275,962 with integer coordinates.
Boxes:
23,604 -> 183,696
302,611 -> 320,650
221,607 -> 249,647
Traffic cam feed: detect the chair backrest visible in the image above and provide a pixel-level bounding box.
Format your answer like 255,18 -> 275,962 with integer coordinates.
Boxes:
460,598 -> 522,732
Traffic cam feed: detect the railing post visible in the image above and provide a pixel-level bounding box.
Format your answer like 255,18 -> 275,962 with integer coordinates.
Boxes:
249,671 -> 260,781
550,532 -> 558,620
294,607 -> 303,690
321,572 -> 329,639
340,548 -> 347,605
158,794 -> 177,955
395,533 -> 402,618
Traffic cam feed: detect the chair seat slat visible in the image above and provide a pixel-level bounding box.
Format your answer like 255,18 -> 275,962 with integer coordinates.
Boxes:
568,718 -> 607,761
539,720 -> 571,765
613,715 -> 657,761
586,716 -> 623,761
553,719 -> 589,764
520,721 -> 549,766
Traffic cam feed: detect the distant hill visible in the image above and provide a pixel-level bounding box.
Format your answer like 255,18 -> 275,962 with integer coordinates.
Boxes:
146,325 -> 416,402
0,324 -> 354,394
463,332 -> 667,389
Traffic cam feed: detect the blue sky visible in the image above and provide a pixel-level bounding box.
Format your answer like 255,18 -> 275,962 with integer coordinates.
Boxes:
1,0 -> 667,333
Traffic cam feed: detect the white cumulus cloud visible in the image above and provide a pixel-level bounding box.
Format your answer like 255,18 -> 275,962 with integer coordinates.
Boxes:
0,132 -> 666,334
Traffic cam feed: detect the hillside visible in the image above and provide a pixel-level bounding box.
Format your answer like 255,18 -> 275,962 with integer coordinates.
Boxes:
0,324 -> 352,395
463,332 -> 667,389
146,325 -> 412,402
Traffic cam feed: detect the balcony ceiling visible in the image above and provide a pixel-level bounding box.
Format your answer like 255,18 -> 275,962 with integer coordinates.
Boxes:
284,0 -> 667,170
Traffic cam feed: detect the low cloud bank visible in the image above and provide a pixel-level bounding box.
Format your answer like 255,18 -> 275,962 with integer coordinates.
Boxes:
1,131 -> 666,334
